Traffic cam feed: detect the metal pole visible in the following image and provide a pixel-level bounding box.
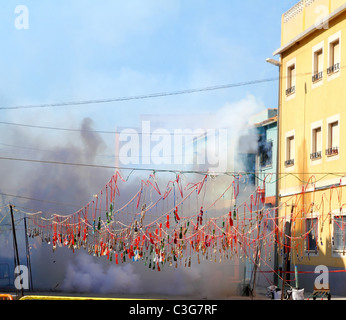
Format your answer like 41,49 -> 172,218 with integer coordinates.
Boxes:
274,61 -> 281,287
24,217 -> 33,291
266,57 -> 282,287
250,209 -> 264,299
295,265 -> 299,289
9,204 -> 24,297
281,205 -> 293,300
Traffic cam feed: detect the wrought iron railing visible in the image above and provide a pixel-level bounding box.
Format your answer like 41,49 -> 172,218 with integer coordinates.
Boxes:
285,159 -> 294,166
286,85 -> 295,96
310,151 -> 322,160
312,71 -> 323,82
327,62 -> 340,75
325,146 -> 339,156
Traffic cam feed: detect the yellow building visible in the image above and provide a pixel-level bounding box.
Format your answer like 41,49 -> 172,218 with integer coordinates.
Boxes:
272,0 -> 346,295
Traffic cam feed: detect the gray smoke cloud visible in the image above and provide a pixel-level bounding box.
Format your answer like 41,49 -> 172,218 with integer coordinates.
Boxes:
0,96 -> 272,298
0,117 -> 113,287
61,253 -> 142,295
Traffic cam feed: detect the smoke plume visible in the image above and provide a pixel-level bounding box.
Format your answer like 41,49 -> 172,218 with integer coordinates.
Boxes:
0,95 -> 270,298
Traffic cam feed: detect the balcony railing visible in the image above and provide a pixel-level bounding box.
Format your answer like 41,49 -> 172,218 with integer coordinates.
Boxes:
284,159 -> 294,166
310,151 -> 322,160
325,146 -> 339,156
312,71 -> 323,82
327,63 -> 340,75
286,86 -> 295,96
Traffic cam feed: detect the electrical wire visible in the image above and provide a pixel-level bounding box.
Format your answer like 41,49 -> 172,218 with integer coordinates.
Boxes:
0,77 -> 278,111
0,155 -> 234,174
0,121 -> 220,136
0,191 -> 83,208
1,60 -> 345,112
1,155 -> 345,179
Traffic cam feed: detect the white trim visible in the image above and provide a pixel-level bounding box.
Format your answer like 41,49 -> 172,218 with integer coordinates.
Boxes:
304,211 -> 319,257
285,57 -> 296,101
326,114 -> 340,162
310,120 -> 323,165
327,30 -> 342,81
311,41 -> 324,89
284,130 -> 295,171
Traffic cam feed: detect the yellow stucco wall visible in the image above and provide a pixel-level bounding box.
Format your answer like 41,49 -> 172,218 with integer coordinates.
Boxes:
278,6 -> 346,268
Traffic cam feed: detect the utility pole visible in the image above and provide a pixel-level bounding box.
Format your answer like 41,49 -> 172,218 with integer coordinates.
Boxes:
265,57 -> 282,287
280,204 -> 294,300
9,204 -> 24,297
24,216 -> 33,291
250,207 -> 264,299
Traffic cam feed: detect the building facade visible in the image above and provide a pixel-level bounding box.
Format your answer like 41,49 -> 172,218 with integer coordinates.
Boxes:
250,109 -> 278,207
272,0 -> 346,295
236,108 -> 278,197
236,108 -> 278,292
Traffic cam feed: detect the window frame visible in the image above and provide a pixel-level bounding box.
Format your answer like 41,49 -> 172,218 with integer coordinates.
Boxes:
310,120 -> 323,163
259,139 -> 273,168
327,31 -> 341,81
285,57 -> 296,100
304,212 -> 319,256
285,130 -> 295,168
326,114 -> 340,160
313,49 -> 323,81
312,41 -> 324,88
332,209 -> 346,257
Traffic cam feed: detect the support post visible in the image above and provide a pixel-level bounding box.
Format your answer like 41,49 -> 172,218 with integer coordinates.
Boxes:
24,217 -> 33,291
10,204 -> 24,297
295,265 -> 299,289
250,207 -> 264,299
280,205 -> 294,300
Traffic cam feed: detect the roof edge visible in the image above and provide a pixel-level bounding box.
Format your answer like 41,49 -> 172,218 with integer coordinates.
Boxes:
273,4 -> 346,56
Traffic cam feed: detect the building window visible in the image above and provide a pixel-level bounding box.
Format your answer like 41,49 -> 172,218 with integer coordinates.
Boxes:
285,135 -> 295,166
305,217 -> 318,252
312,49 -> 323,82
326,120 -> 339,156
286,64 -> 296,95
328,39 -> 340,74
259,139 -> 273,167
285,58 -> 296,99
327,31 -> 341,78
310,126 -> 322,160
332,215 -> 346,253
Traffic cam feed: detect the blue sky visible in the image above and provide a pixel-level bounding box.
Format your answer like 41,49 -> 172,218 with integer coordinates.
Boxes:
0,0 -> 298,173
0,1 -> 296,119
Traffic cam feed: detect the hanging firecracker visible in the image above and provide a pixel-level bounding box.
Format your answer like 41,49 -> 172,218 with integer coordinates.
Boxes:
174,206 -> 180,223
166,214 -> 170,229
229,211 -> 234,227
